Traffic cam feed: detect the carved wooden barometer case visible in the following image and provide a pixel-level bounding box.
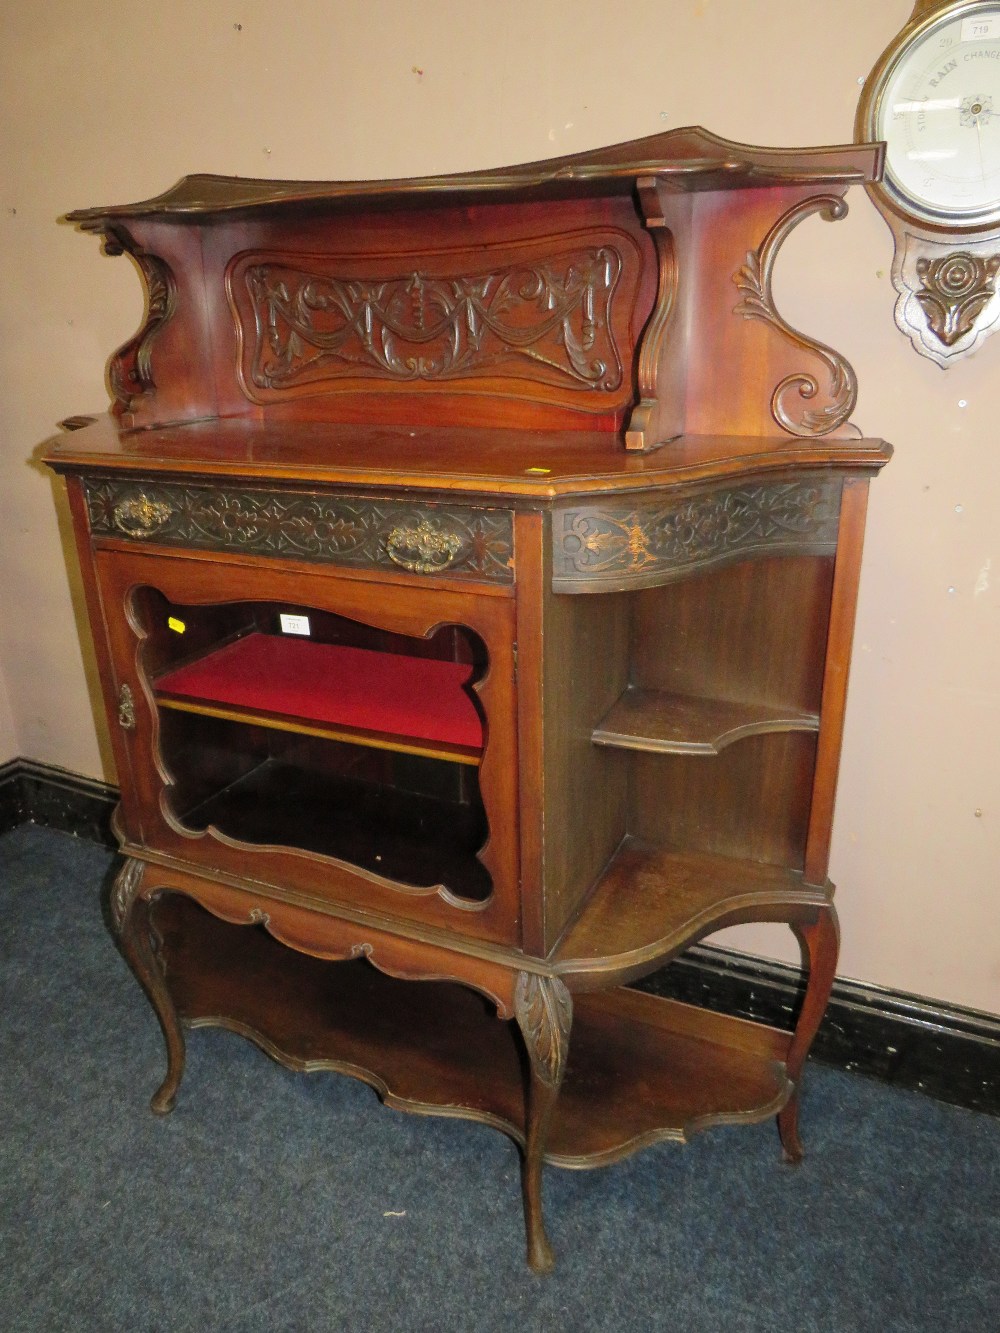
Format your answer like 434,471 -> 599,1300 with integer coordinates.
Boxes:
45,128 -> 890,1270
858,0 -> 1000,362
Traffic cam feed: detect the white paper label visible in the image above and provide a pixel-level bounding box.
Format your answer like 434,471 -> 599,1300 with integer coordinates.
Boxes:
962,15 -> 1000,42
279,613 -> 311,636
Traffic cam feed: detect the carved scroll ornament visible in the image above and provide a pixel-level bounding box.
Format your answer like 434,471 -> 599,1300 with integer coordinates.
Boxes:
733,195 -> 857,437
233,246 -> 624,399
79,222 -> 176,413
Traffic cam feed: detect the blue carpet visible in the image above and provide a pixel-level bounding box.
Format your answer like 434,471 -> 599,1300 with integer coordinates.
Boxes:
1,824 -> 997,1332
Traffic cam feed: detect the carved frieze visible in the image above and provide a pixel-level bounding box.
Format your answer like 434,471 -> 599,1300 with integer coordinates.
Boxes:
229,243 -> 626,401
84,478 -> 514,583
552,478 -> 842,592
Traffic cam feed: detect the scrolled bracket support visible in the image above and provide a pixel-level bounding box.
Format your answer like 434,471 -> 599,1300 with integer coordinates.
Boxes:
733,193 -> 858,438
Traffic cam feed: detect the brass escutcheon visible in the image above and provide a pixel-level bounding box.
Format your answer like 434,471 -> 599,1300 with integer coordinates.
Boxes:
117,683 -> 136,731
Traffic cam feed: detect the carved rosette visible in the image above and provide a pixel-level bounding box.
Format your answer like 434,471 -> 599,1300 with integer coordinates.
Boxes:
553,478 -> 842,591
514,972 -> 573,1088
915,251 -> 1000,348
84,478 -> 514,584
733,195 -> 858,437
232,247 -> 624,398
110,857 -> 145,933
888,230 -> 1000,367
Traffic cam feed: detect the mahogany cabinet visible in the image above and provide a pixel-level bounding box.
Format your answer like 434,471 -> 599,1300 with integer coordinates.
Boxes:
45,128 -> 891,1270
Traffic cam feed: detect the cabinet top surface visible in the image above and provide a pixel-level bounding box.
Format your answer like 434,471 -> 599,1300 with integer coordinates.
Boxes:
44,415 -> 891,496
66,127 -> 882,222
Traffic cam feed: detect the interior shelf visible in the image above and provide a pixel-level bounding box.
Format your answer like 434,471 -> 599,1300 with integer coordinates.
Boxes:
592,686 -> 819,756
154,631 -> 484,765
155,893 -> 793,1167
554,838 -> 827,983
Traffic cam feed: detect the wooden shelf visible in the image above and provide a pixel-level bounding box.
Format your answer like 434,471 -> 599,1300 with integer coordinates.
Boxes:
553,838 -> 829,986
155,893 -> 793,1168
154,632 -> 483,765
592,687 -> 819,756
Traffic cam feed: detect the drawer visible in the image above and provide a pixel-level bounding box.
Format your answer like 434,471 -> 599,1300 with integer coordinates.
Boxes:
83,476 -> 514,585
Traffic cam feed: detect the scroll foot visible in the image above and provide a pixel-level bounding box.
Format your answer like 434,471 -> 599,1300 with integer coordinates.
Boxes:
513,972 -> 572,1273
776,903 -> 839,1161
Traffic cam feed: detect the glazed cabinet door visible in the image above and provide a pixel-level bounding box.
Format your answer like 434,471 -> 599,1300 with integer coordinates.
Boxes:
90,544 -> 521,947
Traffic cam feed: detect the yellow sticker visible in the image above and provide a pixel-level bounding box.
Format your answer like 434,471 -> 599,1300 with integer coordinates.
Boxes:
525,466 -> 551,474
167,617 -> 186,634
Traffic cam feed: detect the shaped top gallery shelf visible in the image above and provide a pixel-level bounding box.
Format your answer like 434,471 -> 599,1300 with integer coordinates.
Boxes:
153,631 -> 483,765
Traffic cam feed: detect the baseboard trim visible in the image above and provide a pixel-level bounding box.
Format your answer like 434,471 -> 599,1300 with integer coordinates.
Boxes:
3,756 -> 997,1116
0,757 -> 117,847
636,942 -> 1000,1116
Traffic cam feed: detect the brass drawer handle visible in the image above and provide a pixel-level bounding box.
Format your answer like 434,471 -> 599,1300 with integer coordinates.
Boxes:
112,494 -> 173,538
386,520 -> 462,574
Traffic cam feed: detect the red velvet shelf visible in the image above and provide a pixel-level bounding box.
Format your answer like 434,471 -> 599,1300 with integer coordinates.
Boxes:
153,632 -> 484,763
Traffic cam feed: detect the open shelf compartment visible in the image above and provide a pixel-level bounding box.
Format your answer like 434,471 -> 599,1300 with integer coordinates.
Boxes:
155,893 -> 794,1167
553,838 -> 828,983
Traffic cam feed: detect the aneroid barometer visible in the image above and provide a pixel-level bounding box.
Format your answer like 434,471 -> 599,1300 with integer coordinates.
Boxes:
858,0 -> 1000,362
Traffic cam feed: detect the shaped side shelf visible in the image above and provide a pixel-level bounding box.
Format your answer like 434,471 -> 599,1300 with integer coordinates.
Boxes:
553,839 -> 830,987
592,686 -> 819,756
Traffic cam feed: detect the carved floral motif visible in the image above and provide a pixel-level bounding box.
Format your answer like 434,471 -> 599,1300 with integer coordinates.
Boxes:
110,858 -> 144,932
84,479 -> 514,583
237,248 -> 624,395
514,973 -> 573,1088
914,251 -> 1000,347
554,479 -> 842,590
733,195 -> 857,437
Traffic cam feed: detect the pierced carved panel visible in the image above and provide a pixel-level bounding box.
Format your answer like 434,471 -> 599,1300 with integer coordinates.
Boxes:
84,478 -> 514,584
552,478 -> 842,592
227,234 -> 639,407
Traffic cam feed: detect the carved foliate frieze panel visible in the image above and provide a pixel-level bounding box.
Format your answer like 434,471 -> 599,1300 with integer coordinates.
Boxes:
84,478 -> 514,583
552,478 -> 842,592
227,233 -> 640,407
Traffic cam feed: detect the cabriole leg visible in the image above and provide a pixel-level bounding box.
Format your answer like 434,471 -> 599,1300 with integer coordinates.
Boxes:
513,972 -> 573,1273
111,858 -> 186,1114
778,902 -> 840,1163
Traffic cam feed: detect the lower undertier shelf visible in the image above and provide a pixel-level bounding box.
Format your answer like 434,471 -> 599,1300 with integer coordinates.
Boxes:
154,894 -> 795,1167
